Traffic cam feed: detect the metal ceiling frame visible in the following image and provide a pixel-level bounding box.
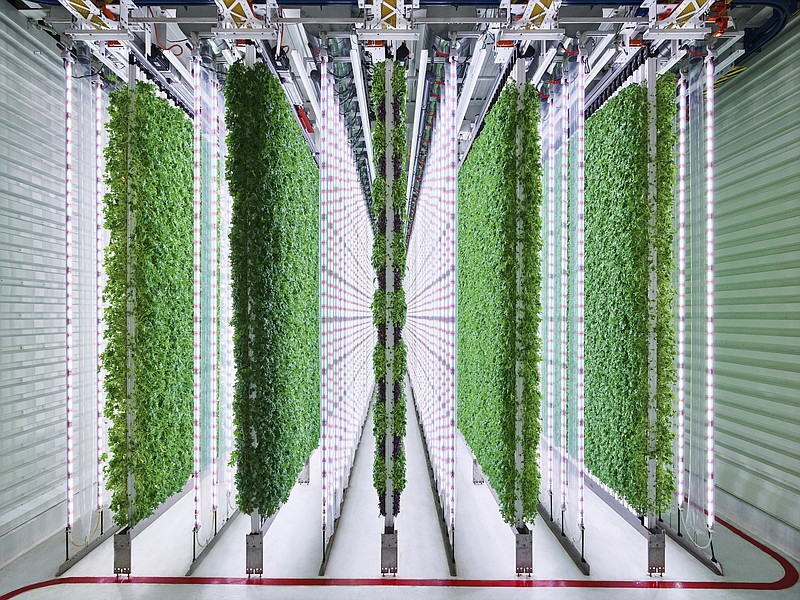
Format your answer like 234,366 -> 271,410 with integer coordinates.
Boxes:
47,0 -> 787,218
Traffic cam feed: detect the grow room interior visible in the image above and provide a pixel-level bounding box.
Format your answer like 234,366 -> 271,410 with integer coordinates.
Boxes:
0,0 -> 798,598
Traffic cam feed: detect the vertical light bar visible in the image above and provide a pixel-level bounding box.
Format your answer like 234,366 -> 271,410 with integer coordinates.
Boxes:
210,79 -> 219,512
546,97 -> 555,495
65,54 -> 74,530
705,55 -> 715,532
559,76 -> 569,511
192,53 -> 202,531
223,182 -> 233,510
577,54 -> 586,526
677,76 -> 687,508
95,76 -> 104,511
320,54 -> 328,535
447,55 -> 457,531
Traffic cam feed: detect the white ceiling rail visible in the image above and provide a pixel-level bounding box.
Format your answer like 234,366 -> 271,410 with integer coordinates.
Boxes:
356,29 -> 420,41
350,34 -> 377,183
643,28 -> 711,40
455,35 -> 488,135
497,28 -> 566,41
282,13 -> 322,123
406,48 -> 429,200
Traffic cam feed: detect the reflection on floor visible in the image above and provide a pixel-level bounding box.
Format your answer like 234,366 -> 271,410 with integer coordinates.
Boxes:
1,394 -> 797,599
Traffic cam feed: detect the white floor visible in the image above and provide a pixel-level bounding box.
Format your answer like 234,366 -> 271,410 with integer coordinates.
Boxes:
1,395 -> 797,599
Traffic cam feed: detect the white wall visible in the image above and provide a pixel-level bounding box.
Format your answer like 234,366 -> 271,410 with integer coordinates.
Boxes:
0,0 -> 103,567
712,17 -> 800,561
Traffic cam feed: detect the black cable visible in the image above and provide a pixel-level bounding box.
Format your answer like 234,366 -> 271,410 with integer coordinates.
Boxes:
74,68 -> 103,79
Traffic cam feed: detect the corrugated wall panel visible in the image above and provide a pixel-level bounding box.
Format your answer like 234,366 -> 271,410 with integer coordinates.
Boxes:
0,1 -> 71,566
712,15 -> 800,541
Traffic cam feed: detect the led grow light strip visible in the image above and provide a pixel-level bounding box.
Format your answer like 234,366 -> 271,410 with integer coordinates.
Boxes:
705,55 -> 715,532
559,76 -> 568,511
547,96 -> 555,495
210,79 -> 219,512
447,56 -> 457,528
320,55 -> 329,532
95,77 -> 104,512
192,54 -> 201,531
577,54 -> 586,526
223,174 -> 233,509
677,76 -> 687,508
65,54 -> 74,530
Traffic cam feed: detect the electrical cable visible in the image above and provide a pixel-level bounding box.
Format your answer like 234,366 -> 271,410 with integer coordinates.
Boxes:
561,43 -> 578,55
148,8 -> 184,57
74,68 -> 103,79
686,47 -> 709,57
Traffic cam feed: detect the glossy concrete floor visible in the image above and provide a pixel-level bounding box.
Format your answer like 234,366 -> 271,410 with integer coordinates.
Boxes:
1,396 -> 797,599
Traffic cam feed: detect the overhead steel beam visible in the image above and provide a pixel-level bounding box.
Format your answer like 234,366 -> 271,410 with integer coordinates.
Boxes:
455,35 -> 488,134
407,48 -> 429,200
350,35 -> 377,183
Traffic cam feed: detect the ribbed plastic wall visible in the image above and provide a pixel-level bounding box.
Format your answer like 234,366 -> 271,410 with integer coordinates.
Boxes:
712,16 -> 799,550
0,2 -> 67,566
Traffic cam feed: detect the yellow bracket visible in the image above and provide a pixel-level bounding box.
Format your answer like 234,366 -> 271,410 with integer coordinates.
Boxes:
658,0 -> 717,29
60,0 -> 118,30
513,0 -> 561,30
214,0 -> 263,29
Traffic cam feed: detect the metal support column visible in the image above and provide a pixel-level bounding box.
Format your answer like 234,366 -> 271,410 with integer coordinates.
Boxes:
513,53 -> 532,577
381,58 -> 398,576
113,54 -> 137,577
645,50 -> 666,577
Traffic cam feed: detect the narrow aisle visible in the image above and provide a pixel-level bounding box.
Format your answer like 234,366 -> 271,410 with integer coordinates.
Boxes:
322,404 -> 384,576
324,390 -> 450,578
452,433 -> 515,579
61,450 -> 322,578
453,432 -> 579,579
190,449 -> 323,577
396,388 -> 451,578
62,489 -> 196,576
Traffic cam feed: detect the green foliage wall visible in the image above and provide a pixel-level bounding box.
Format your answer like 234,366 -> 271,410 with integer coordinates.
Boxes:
103,83 -> 194,526
371,61 -> 408,517
583,77 -> 676,515
457,83 -> 542,524
225,62 -> 320,518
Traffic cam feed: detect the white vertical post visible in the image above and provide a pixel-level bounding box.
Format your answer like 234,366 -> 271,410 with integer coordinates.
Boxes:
65,53 -> 75,531
677,76 -> 687,508
210,78 -> 219,513
559,73 -> 569,513
513,55 -> 525,529
447,55 -> 457,536
576,53 -> 586,527
384,59 -> 395,530
192,52 -> 202,532
95,76 -> 105,512
646,54 -> 659,526
546,96 -> 555,497
320,54 -> 329,541
704,54 -> 715,533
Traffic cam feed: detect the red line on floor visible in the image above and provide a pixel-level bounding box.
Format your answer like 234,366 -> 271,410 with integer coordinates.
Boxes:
1,516 -> 796,599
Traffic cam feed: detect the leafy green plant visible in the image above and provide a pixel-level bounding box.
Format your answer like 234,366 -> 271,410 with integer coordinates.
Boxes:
655,74 -> 678,512
583,77 -> 676,515
103,83 -> 194,526
518,83 -> 543,519
372,60 -> 408,517
389,289 -> 406,329
457,82 -> 542,524
372,289 -> 387,326
225,61 -> 320,518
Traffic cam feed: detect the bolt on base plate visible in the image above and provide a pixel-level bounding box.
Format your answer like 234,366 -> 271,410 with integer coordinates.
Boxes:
516,526 -> 533,576
381,530 -> 398,575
